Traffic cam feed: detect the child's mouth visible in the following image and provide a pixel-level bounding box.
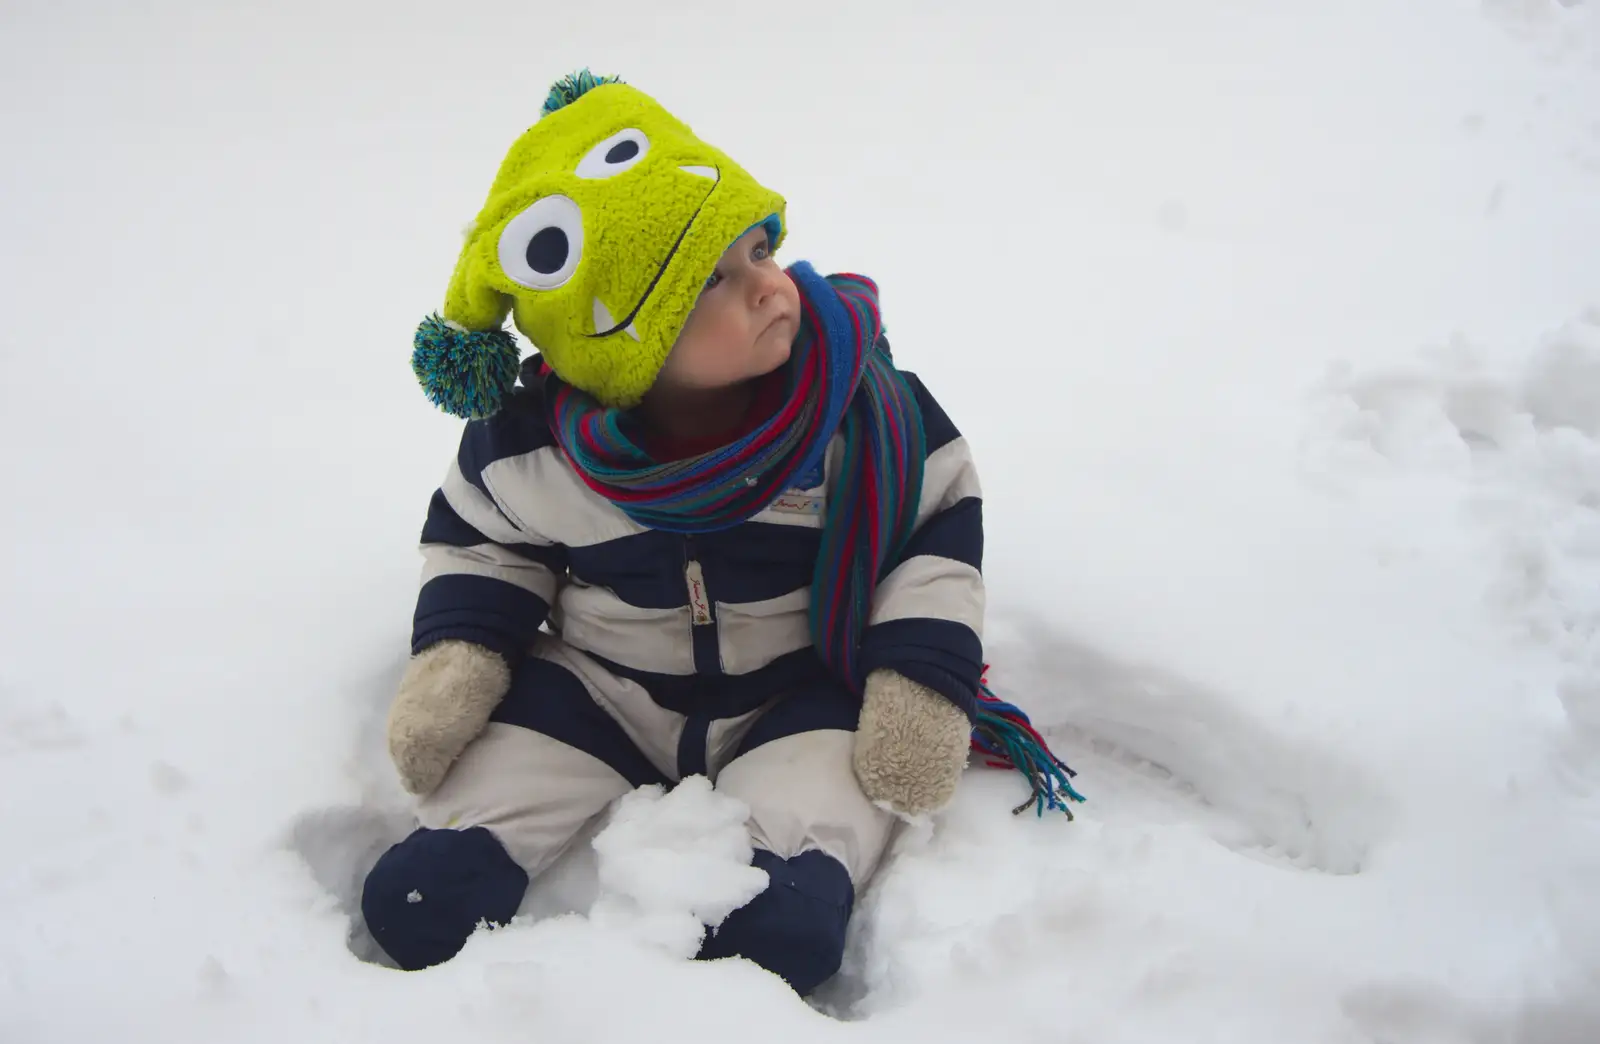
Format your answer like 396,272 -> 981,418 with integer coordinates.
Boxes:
759,313 -> 794,343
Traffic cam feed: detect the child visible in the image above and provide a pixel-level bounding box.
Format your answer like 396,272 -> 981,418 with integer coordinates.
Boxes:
361,71 -> 999,995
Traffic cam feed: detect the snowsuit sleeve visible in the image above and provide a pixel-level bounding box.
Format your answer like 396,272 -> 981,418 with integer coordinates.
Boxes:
411,392 -> 569,664
858,373 -> 985,718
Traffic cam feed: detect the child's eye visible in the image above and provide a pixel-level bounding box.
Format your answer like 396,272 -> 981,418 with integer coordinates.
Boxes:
751,239 -> 770,262
702,270 -> 724,293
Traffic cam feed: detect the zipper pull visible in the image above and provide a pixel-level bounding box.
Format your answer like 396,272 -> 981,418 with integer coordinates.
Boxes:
684,559 -> 713,626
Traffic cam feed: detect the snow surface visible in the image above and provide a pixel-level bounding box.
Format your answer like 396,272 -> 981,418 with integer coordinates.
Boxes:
4,1 -> 1600,1041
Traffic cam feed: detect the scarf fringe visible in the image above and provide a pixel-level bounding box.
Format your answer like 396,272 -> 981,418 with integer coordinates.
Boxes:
971,665 -> 1086,818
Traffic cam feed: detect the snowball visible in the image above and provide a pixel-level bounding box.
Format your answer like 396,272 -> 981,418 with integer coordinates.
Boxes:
586,776 -> 769,959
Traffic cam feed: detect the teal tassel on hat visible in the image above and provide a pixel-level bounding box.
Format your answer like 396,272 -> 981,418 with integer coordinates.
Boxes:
542,69 -> 622,117
412,314 -> 521,420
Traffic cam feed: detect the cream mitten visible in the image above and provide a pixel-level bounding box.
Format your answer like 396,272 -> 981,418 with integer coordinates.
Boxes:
386,640 -> 511,796
852,669 -> 970,818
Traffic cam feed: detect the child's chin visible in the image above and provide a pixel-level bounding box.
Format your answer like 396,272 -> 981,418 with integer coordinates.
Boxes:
751,338 -> 792,376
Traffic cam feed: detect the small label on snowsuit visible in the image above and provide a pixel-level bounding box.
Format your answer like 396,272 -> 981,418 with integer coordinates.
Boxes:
770,493 -> 823,516
685,560 -> 713,625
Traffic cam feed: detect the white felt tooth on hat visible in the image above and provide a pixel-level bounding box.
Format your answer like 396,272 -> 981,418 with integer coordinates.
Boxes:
594,296 -> 641,341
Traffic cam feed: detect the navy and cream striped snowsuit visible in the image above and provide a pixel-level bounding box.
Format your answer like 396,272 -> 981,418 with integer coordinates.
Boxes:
362,370 -> 984,993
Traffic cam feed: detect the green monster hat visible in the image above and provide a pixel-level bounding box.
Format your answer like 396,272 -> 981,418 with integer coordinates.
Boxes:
412,70 -> 787,417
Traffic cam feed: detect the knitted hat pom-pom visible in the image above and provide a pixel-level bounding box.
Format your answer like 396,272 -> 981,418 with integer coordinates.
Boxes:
542,68 -> 622,116
412,314 -> 521,420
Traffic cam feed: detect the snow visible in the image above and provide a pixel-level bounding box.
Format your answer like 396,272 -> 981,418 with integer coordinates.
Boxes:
3,1 -> 1600,1041
586,777 -> 770,958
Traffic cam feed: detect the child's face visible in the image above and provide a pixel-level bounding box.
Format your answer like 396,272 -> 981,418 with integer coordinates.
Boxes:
652,226 -> 799,393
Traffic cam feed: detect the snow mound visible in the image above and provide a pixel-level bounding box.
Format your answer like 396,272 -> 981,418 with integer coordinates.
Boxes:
1308,307 -> 1600,700
588,776 -> 771,958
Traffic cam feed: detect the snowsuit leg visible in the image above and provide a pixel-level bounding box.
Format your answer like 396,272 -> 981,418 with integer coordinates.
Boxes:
361,640 -> 668,970
700,677 -> 896,996
363,636 -> 894,994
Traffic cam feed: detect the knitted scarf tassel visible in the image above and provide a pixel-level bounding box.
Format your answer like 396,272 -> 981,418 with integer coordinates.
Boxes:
973,666 -> 1087,818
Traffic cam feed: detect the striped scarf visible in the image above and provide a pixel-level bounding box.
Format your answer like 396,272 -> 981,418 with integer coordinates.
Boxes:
545,261 -> 925,691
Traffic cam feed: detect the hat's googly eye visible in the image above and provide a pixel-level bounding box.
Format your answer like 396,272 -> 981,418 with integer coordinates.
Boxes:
498,195 -> 583,290
575,128 -> 650,180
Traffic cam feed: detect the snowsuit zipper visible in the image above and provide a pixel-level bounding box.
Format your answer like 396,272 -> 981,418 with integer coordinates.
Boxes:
679,535 -> 721,778
683,536 -> 722,675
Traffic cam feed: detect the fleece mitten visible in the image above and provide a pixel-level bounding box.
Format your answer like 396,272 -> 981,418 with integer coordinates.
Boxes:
386,640 -> 511,796
852,669 -> 970,818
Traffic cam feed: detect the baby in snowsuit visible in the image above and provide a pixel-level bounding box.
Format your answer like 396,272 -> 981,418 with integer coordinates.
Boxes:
360,72 -> 986,995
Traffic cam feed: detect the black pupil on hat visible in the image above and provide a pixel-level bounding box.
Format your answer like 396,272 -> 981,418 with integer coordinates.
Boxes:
526,227 -> 568,274
605,140 -> 639,164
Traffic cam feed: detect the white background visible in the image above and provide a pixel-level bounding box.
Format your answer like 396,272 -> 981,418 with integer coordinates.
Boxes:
3,1 -> 1599,1041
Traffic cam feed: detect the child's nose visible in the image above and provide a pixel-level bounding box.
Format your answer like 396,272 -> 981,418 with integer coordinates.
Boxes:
748,264 -> 783,308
